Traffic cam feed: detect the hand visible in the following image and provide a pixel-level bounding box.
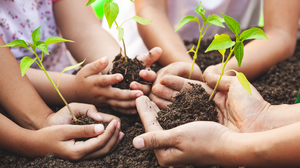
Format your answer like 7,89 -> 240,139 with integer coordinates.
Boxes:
30,119 -> 124,160
45,103 -> 120,127
130,47 -> 162,95
213,77 -> 272,133
149,63 -> 203,110
71,57 -> 145,114
133,96 -> 231,167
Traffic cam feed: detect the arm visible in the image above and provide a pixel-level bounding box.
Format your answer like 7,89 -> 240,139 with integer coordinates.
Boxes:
53,0 -> 121,74
135,0 -> 193,66
205,0 -> 298,82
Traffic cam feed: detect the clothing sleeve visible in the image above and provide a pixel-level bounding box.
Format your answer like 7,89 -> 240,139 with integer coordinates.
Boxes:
52,0 -> 59,2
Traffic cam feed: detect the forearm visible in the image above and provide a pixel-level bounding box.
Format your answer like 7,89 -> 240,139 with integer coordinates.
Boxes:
53,0 -> 121,74
135,1 -> 193,66
216,122 -> 300,167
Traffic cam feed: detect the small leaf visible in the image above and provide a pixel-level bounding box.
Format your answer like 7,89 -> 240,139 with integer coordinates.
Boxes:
214,34 -> 226,56
222,13 -> 240,35
1,39 -> 28,48
32,26 -> 41,44
20,56 -> 37,76
205,34 -> 235,53
131,16 -> 152,25
195,1 -> 206,21
234,41 -> 244,67
208,15 -> 225,28
28,42 -> 36,51
57,60 -> 85,87
45,37 -> 74,45
240,27 -> 269,41
296,89 -> 300,103
175,16 -> 198,32
236,72 -> 252,95
104,1 -> 119,28
86,0 -> 96,6
36,41 -> 49,55
118,27 -> 124,41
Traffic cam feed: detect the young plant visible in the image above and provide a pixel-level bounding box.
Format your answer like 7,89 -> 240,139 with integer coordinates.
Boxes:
1,26 -> 84,122
175,1 -> 225,79
296,89 -> 300,103
205,13 -> 268,101
87,0 -> 151,62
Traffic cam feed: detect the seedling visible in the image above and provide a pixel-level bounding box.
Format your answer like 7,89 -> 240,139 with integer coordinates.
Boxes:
1,26 -> 84,122
86,0 -> 151,62
175,1 -> 225,79
205,13 -> 268,101
296,89 -> 300,103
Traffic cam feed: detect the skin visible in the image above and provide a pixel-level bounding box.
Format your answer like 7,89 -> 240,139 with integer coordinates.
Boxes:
133,77 -> 300,167
0,37 -> 123,160
137,0 -> 298,106
20,0 -> 163,114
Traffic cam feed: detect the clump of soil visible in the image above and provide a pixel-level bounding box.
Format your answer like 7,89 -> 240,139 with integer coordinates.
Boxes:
158,83 -> 218,129
110,53 -> 151,89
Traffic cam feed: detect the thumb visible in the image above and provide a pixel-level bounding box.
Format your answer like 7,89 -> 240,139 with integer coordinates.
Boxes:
79,57 -> 109,77
137,47 -> 162,67
63,124 -> 104,139
133,130 -> 173,150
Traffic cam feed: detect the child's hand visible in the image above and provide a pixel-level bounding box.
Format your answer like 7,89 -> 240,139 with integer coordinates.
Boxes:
130,47 -> 162,95
70,57 -> 145,114
45,103 -> 120,127
29,119 -> 123,160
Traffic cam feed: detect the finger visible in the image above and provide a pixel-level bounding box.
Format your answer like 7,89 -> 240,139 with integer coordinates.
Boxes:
95,74 -> 123,87
149,93 -> 172,110
203,66 -> 234,92
133,130 -> 172,150
97,112 -> 121,123
79,57 -> 109,78
62,124 -> 105,140
107,99 -> 136,109
130,81 -> 151,95
70,103 -> 103,122
139,69 -> 156,83
136,96 -> 162,132
137,47 -> 162,67
151,84 -> 179,102
111,106 -> 137,115
99,88 -> 143,100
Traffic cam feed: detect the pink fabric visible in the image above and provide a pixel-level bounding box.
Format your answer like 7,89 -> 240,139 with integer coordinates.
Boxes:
52,0 -> 59,2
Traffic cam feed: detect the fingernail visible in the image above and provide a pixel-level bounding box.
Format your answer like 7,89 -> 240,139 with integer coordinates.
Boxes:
119,132 -> 124,140
100,57 -> 107,64
116,75 -> 123,81
140,71 -> 147,77
94,124 -> 104,134
117,122 -> 121,129
131,110 -> 137,114
133,137 -> 145,149
97,113 -> 103,121
136,92 -> 143,97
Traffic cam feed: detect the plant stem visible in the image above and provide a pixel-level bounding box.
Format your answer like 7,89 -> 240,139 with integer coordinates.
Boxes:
209,48 -> 234,101
121,38 -> 128,63
36,54 -> 77,122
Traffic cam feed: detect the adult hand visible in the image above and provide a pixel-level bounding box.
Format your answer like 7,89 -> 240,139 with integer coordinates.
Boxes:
149,62 -> 203,110
130,47 -> 162,95
45,103 -> 120,127
30,119 -> 123,160
133,96 -> 231,167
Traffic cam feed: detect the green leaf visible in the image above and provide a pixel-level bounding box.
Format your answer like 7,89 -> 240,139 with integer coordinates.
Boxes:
222,13 -> 240,35
175,16 -> 198,32
240,27 -> 269,41
36,41 -> 49,55
131,16 -> 152,25
236,72 -> 252,95
86,0 -> 96,6
32,26 -> 41,44
296,89 -> 300,103
234,41 -> 244,67
195,1 -> 206,21
57,60 -> 85,87
20,56 -> 37,76
118,27 -> 124,41
1,39 -> 28,49
208,15 -> 225,28
45,37 -> 74,45
205,34 -> 235,53
28,42 -> 36,51
104,1 -> 119,28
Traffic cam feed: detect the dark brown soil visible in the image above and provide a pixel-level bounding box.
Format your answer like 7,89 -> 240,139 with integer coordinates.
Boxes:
110,53 -> 150,89
1,38 -> 300,168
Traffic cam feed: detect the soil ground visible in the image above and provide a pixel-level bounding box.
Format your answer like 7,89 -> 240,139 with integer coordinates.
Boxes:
1,38 -> 300,168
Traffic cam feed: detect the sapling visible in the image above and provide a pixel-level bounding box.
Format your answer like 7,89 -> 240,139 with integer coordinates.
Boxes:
1,26 -> 84,122
86,0 -> 151,62
175,1 -> 225,79
205,13 -> 268,101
